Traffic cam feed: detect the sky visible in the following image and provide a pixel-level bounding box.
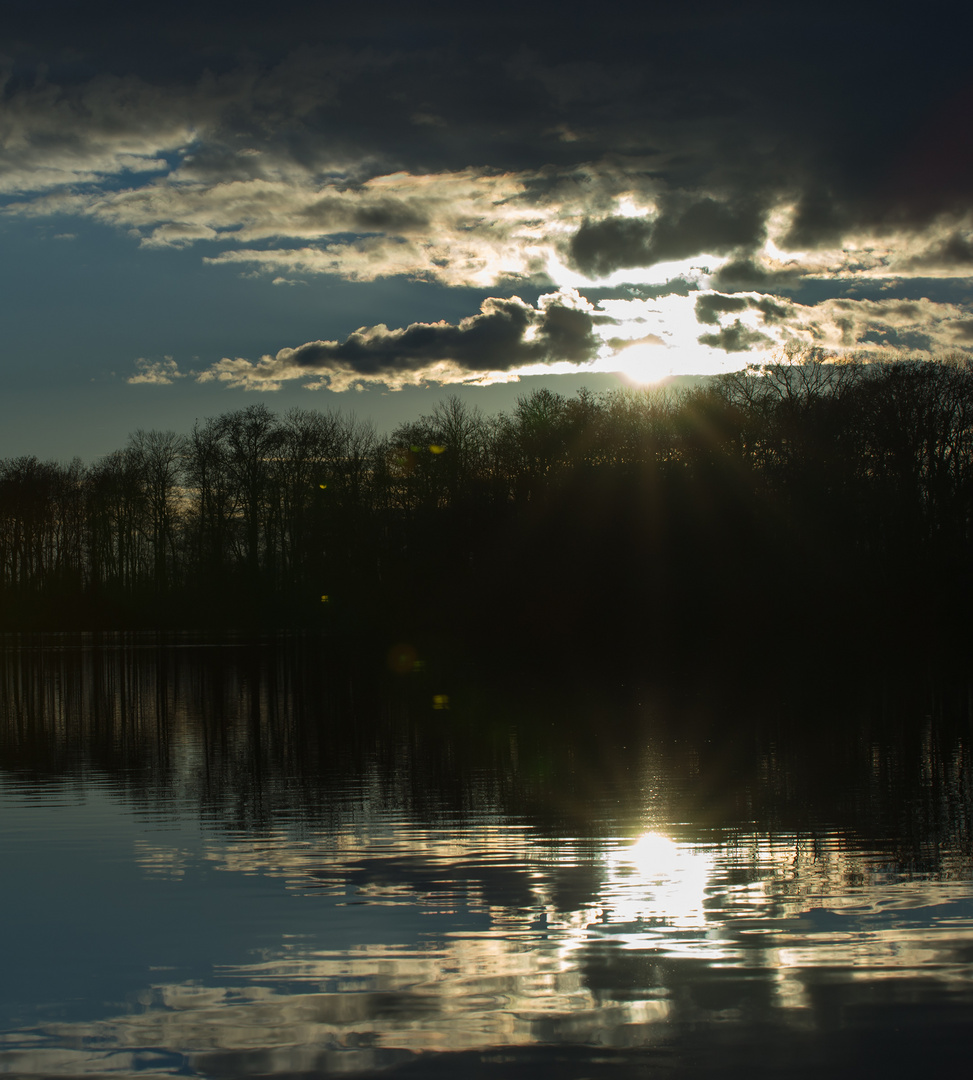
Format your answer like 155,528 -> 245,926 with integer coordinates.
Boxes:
2,1 -> 972,461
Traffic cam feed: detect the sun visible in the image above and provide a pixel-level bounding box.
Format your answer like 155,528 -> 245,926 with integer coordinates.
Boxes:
613,343 -> 671,385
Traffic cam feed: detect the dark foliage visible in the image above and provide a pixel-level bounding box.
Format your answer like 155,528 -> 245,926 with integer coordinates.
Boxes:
2,360 -> 973,672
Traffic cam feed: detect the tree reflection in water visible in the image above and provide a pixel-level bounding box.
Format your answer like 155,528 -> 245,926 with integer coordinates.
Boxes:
0,636 -> 971,1078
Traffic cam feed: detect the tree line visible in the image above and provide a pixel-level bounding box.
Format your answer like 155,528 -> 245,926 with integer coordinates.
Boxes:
3,357 -> 973,667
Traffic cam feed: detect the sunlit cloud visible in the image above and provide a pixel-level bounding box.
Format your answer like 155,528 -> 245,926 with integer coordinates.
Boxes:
759,294 -> 973,356
196,290 -> 601,391
7,102 -> 973,330
3,1 -> 973,420
128,357 -> 186,385
0,74 -> 197,195
139,284 -> 973,397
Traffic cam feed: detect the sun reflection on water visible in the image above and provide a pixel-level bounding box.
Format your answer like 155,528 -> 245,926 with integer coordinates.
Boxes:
7,808 -> 973,1078
599,831 -> 715,932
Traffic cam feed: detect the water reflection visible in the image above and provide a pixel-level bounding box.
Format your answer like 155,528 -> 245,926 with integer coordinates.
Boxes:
601,832 -> 714,931
1,637 -> 972,1077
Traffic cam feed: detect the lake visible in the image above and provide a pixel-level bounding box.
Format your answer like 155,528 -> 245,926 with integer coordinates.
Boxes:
1,635 -> 971,1078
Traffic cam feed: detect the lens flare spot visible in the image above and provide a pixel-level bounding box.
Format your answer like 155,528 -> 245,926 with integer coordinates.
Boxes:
388,642 -> 419,675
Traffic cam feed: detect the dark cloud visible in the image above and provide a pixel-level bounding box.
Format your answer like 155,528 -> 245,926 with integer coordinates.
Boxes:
781,187 -> 848,250
580,281 -> 701,314
5,2 -> 968,239
697,320 -> 774,353
298,197 -> 431,233
950,321 -> 973,343
711,258 -> 806,291
6,4 -> 966,188
535,302 -> 601,362
651,197 -> 766,261
936,233 -> 973,266
753,297 -> 794,325
5,0 -> 972,384
569,197 -> 766,277
694,294 -> 750,326
635,278 -> 699,299
692,289 -> 795,353
858,326 -> 935,353
783,166 -> 973,252
568,218 -> 654,278
694,293 -> 794,336
608,333 -> 665,351
278,294 -> 599,378
905,232 -> 973,270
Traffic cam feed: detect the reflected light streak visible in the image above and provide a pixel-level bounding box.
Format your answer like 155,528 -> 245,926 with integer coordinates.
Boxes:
601,831 -> 715,932
15,945 -> 672,1078
7,814 -> 973,1078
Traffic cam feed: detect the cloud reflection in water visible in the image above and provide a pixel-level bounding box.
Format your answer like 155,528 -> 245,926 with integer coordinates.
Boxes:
6,820 -> 970,1078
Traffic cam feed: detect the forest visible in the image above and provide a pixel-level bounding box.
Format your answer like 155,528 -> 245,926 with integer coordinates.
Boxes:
2,357 -> 972,672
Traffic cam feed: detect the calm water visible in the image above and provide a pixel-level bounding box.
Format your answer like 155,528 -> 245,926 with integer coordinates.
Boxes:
1,637 -> 972,1078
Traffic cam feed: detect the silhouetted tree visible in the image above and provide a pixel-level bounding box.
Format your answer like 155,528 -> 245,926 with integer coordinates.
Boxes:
87,448 -> 148,601
2,358 -> 973,659
128,429 -> 185,596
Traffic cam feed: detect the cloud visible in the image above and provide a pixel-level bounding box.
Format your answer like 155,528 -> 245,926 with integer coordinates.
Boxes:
568,197 -> 767,277
568,217 -> 654,279
134,288 -> 973,397
4,56 -> 968,302
609,332 -> 666,351
903,231 -> 973,271
0,73 -> 196,196
694,293 -> 751,326
698,320 -> 775,353
196,289 -> 600,391
4,1 -> 973,384
128,357 -> 185,385
694,292 -> 796,329
3,166 -> 563,288
784,297 -> 953,354
691,290 -> 973,358
710,257 -> 807,290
